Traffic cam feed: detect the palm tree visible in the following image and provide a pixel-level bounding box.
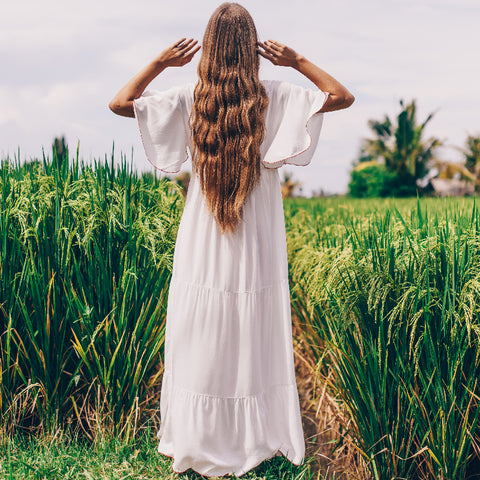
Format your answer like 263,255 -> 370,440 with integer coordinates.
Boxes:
463,135 -> 480,172
430,159 -> 475,182
359,99 -> 442,195
460,135 -> 480,192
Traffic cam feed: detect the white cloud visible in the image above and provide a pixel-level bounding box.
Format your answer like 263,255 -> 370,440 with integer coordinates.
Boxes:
1,0 -> 479,193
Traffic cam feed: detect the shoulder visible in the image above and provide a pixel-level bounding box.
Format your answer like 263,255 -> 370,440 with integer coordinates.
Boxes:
135,83 -> 196,117
137,83 -> 195,104
261,79 -> 291,98
133,83 -> 195,130
178,82 -> 196,100
261,79 -> 319,102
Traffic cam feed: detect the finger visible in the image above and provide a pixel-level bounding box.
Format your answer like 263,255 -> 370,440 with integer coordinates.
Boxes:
257,42 -> 275,55
257,48 -> 269,59
257,48 -> 277,64
185,45 -> 201,58
173,37 -> 187,48
264,40 -> 282,52
175,38 -> 194,53
178,39 -> 198,54
257,50 -> 271,61
265,40 -> 283,54
269,44 -> 285,55
260,42 -> 278,56
183,45 -> 201,61
181,38 -> 196,47
267,39 -> 285,48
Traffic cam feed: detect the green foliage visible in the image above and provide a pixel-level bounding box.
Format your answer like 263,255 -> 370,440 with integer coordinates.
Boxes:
348,162 -> 397,197
0,150 -> 183,440
3,146 -> 480,479
350,99 -> 442,197
463,135 -> 480,174
461,134 -> 480,194
52,135 -> 68,169
285,196 -> 480,480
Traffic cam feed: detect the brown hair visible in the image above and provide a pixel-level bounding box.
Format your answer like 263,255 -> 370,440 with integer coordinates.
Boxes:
190,2 -> 268,234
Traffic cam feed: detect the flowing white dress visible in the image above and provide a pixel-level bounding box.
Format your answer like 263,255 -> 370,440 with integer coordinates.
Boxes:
134,79 -> 328,477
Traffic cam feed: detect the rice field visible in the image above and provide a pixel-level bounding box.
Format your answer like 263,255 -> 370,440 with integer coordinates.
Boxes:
1,153 -> 479,479
285,195 -> 480,479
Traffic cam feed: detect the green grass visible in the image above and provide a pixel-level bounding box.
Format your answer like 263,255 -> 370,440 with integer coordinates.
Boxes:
0,428 -> 323,480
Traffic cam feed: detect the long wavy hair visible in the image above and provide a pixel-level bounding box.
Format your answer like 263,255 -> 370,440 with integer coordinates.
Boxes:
190,3 -> 268,234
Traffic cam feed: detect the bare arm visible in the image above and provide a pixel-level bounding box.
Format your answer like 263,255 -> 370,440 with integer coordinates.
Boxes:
257,40 -> 354,112
109,38 -> 201,118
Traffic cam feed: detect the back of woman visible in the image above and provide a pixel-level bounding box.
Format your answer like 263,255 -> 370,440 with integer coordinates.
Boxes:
110,2 -> 354,477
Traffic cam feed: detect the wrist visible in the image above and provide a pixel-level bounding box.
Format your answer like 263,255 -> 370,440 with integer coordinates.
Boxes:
292,55 -> 307,71
152,57 -> 168,72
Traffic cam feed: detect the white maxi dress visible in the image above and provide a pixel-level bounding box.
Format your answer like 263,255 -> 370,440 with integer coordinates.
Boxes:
134,79 -> 328,477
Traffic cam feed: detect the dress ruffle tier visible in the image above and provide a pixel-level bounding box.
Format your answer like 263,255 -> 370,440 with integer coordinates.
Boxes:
157,278 -> 305,477
158,380 -> 304,476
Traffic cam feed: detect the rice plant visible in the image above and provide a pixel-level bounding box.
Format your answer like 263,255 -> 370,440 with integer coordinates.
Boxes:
3,148 -> 480,479
0,149 -> 183,440
286,196 -> 480,479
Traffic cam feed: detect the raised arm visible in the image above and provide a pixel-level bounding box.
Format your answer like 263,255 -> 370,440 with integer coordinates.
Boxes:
257,40 -> 354,112
109,38 -> 201,118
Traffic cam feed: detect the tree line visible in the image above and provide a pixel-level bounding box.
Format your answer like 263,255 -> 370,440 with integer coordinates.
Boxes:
349,100 -> 480,197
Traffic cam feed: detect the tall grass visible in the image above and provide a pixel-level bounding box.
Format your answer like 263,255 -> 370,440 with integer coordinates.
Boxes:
0,150 -> 183,441
2,150 -> 480,479
286,196 -> 480,479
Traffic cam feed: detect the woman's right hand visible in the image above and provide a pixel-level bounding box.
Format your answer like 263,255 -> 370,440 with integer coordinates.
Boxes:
109,38 -> 201,118
154,38 -> 201,68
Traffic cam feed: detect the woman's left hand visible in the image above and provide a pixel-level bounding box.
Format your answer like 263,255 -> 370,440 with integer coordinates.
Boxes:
154,38 -> 201,68
257,40 -> 301,68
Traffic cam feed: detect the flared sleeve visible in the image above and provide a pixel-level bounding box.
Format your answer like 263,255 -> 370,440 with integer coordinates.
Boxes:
133,84 -> 193,173
261,80 -> 329,169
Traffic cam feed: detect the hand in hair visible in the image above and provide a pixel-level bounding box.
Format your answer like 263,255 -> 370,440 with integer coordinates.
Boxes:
154,38 -> 201,68
257,39 -> 354,112
109,38 -> 201,118
257,40 -> 301,68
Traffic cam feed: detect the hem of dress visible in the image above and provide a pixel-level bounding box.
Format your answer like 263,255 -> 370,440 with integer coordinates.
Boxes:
158,445 -> 304,478
156,382 -> 305,477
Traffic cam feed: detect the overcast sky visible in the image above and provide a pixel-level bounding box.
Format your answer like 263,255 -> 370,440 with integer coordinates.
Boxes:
1,0 -> 479,195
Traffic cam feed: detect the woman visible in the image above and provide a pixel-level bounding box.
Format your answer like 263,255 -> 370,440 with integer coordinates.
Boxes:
110,3 -> 354,477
